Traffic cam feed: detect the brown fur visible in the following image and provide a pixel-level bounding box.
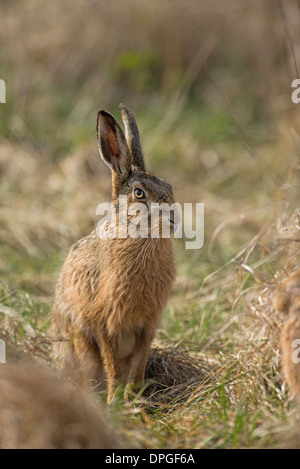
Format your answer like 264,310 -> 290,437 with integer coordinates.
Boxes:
52,105 -> 176,402
273,269 -> 300,397
0,363 -> 121,449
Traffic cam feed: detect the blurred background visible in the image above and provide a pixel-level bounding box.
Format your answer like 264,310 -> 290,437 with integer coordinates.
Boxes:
0,0 -> 299,298
0,0 -> 300,449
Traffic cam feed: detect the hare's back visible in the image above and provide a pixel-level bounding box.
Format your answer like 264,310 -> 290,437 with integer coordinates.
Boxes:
53,231 -> 105,315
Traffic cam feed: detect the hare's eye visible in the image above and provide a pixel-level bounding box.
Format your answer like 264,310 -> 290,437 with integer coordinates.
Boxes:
134,188 -> 145,199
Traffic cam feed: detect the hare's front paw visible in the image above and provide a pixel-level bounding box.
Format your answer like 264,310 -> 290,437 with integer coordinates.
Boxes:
124,382 -> 145,401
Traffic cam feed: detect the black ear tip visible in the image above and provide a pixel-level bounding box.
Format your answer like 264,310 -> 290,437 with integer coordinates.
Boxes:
98,110 -> 109,118
96,111 -> 104,131
97,110 -> 117,131
97,110 -> 105,123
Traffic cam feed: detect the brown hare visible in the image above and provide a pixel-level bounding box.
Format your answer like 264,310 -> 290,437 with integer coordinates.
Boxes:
273,268 -> 300,398
52,104 -> 176,403
0,362 -> 121,449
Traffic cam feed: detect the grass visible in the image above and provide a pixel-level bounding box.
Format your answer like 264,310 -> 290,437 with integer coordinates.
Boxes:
1,0 -> 300,449
0,128 -> 299,448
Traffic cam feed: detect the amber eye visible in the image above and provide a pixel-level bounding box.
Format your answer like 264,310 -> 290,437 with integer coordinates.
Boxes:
134,188 -> 145,199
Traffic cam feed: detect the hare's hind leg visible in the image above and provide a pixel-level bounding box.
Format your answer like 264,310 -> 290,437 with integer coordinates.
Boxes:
124,328 -> 154,399
72,332 -> 106,388
54,331 -> 105,388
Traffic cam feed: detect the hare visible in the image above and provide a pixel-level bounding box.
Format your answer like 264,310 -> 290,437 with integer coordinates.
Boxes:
273,268 -> 300,397
0,362 -> 121,449
51,104 -> 176,402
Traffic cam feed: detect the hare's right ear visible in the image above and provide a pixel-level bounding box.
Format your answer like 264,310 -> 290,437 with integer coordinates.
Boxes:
97,110 -> 132,193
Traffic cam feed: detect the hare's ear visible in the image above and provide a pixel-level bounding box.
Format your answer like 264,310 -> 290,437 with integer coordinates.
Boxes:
97,110 -> 132,191
119,103 -> 145,171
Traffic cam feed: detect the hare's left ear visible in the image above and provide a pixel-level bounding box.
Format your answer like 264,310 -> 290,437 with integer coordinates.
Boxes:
97,110 -> 132,194
119,103 -> 145,171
